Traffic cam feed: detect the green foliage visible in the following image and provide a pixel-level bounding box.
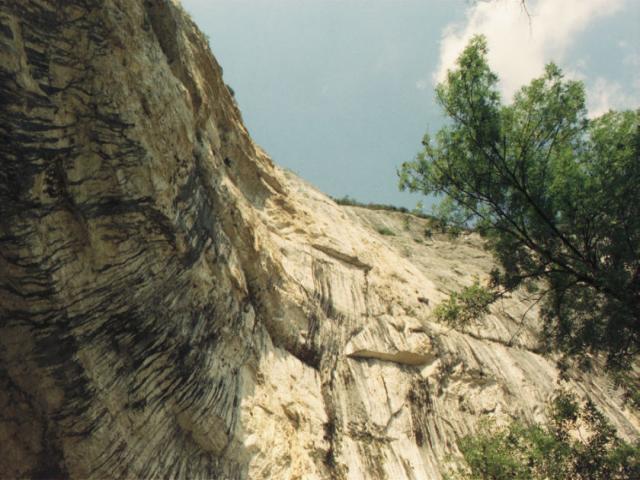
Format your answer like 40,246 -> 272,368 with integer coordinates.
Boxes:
403,215 -> 411,231
434,280 -> 495,328
413,200 -> 425,215
399,35 -> 640,369
447,392 -> 640,480
612,371 -> 640,410
376,226 -> 396,236
333,195 -> 432,219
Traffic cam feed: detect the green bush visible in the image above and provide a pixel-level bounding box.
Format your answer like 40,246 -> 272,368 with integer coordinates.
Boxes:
333,195 -> 432,219
376,226 -> 396,236
434,280 -> 495,328
446,392 -> 640,480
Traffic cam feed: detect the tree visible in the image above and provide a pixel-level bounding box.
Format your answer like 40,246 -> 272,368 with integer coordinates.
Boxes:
445,392 -> 640,480
399,35 -> 640,369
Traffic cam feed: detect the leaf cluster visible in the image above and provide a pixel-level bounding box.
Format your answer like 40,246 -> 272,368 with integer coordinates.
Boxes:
434,279 -> 495,329
400,35 -> 640,368
448,392 -> 640,480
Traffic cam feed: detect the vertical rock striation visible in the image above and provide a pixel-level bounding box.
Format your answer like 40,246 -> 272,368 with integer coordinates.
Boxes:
0,0 -> 280,477
1,1 -> 638,479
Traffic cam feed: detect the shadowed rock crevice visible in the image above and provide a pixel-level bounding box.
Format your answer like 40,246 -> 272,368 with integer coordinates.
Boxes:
143,0 -> 201,111
347,350 -> 432,366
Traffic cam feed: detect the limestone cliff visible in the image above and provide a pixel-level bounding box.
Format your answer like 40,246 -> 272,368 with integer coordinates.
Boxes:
0,1 -> 638,479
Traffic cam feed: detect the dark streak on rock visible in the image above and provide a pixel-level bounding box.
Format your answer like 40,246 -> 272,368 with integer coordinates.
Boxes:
0,1 -> 249,479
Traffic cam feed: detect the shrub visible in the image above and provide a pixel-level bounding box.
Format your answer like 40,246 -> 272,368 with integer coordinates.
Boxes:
446,392 -> 640,480
376,226 -> 396,236
434,280 -> 495,328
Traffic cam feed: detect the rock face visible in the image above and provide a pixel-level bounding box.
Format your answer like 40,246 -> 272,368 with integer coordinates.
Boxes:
0,1 -> 638,479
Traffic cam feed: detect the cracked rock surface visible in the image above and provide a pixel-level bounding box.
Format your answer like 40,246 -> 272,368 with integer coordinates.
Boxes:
1,1 -> 638,479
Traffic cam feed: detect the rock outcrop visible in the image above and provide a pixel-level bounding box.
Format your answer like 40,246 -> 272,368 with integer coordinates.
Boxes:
1,1 -> 638,479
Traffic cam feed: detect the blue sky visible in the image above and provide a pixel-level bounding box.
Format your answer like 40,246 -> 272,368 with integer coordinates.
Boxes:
181,0 -> 640,209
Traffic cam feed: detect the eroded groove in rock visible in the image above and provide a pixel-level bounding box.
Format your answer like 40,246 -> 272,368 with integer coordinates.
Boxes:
347,350 -> 432,367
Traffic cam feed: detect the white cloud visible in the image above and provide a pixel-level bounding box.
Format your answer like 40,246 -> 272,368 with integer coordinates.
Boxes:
432,0 -> 625,102
587,77 -> 639,118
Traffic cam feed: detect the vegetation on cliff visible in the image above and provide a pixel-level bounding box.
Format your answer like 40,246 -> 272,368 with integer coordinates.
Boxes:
399,35 -> 640,370
398,34 -> 640,478
446,392 -> 640,480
